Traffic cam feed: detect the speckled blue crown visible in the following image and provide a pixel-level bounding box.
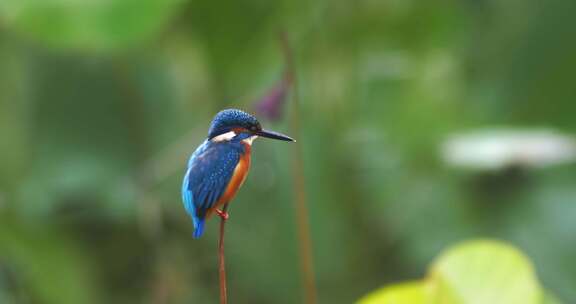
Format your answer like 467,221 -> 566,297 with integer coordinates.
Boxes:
208,109 -> 260,139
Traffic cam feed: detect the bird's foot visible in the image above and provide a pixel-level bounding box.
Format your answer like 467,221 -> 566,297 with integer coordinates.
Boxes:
215,209 -> 229,221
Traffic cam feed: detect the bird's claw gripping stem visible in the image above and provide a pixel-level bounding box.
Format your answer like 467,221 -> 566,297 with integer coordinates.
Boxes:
215,209 -> 229,220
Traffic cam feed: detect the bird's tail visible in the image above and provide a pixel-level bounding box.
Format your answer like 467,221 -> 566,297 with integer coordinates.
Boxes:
193,217 -> 205,239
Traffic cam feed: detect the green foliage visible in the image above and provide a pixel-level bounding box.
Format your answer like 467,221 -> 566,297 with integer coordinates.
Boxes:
359,240 -> 560,304
0,0 -> 184,50
0,219 -> 98,304
0,0 -> 575,303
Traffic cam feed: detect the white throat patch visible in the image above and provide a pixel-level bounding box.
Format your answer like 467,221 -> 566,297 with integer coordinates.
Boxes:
212,131 -> 236,142
242,136 -> 258,146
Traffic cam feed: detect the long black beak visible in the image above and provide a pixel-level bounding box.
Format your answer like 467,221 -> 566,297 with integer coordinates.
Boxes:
257,129 -> 295,142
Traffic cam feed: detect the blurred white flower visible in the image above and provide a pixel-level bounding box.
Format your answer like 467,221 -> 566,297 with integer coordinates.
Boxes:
441,129 -> 576,170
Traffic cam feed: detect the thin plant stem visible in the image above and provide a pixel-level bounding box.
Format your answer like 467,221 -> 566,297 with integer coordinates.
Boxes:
279,32 -> 318,304
218,204 -> 229,304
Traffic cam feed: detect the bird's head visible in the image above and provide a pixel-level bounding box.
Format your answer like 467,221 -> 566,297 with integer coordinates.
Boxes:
208,109 -> 295,143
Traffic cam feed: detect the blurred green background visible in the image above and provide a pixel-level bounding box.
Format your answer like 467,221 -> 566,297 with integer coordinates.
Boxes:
1,0 -> 576,303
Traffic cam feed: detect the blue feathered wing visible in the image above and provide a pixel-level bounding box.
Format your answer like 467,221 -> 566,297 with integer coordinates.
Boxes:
182,141 -> 242,238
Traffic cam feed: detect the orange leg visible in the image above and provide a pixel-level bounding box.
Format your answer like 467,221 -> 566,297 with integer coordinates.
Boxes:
215,209 -> 229,220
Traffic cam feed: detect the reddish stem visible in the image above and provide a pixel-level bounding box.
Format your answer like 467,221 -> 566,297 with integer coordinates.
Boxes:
279,32 -> 318,304
218,204 -> 229,304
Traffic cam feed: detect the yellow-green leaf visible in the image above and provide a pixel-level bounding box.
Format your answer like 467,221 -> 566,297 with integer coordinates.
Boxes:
428,240 -> 542,304
357,281 -> 427,304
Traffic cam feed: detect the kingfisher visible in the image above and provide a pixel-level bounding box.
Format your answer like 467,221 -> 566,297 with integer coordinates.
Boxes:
182,109 -> 295,238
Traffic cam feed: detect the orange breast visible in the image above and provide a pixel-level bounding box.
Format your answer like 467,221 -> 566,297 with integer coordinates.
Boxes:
207,143 -> 251,217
